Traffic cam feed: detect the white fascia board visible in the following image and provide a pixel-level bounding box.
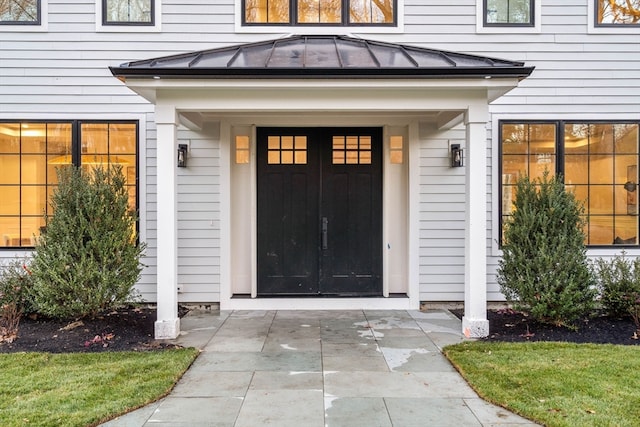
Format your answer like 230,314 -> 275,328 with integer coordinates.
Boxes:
138,79 -> 521,116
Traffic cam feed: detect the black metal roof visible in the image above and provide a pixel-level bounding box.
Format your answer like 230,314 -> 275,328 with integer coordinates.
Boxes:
110,35 -> 534,79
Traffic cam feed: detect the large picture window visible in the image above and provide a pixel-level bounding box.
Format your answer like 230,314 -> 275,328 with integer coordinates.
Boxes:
484,0 -> 534,26
0,0 -> 40,25
596,0 -> 640,26
500,121 -> 640,246
0,121 -> 138,248
103,0 -> 153,25
243,0 -> 396,26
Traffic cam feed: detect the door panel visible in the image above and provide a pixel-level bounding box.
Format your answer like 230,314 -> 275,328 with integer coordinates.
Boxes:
320,130 -> 382,295
257,132 -> 319,295
257,127 -> 382,296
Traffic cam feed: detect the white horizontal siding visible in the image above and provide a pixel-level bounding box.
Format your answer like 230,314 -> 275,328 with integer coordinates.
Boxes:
1,0 -> 638,303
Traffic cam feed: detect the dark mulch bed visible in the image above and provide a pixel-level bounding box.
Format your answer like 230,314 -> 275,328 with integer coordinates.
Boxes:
452,309 -> 640,345
0,305 -> 189,353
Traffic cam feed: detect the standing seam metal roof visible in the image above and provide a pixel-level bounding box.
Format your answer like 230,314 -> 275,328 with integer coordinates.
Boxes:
110,35 -> 534,79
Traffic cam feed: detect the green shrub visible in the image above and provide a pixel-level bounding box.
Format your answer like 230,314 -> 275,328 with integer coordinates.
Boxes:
497,171 -> 596,328
0,258 -> 33,343
29,165 -> 146,319
593,253 -> 640,330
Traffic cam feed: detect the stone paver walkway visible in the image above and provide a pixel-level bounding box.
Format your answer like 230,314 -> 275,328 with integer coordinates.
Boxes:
102,309 -> 538,426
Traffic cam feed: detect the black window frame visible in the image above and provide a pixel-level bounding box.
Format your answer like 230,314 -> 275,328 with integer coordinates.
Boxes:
102,0 -> 155,27
242,0 -> 398,27
0,119 -> 140,250
594,0 -> 640,27
483,0 -> 535,27
499,119 -> 640,248
0,0 -> 41,26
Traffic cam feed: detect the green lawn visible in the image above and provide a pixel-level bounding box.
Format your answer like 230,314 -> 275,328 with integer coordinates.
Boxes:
0,349 -> 199,427
444,342 -> 640,427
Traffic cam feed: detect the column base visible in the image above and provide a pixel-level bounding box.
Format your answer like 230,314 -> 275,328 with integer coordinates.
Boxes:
462,317 -> 489,338
155,318 -> 181,339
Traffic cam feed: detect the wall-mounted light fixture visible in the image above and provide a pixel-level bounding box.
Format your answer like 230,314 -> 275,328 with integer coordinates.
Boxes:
451,144 -> 463,167
177,144 -> 188,168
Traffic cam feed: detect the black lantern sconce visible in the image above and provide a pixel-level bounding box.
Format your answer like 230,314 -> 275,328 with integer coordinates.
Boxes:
451,144 -> 463,167
177,144 -> 188,168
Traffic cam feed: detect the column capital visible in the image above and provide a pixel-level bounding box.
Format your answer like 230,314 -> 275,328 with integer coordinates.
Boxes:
464,104 -> 489,125
155,104 -> 179,125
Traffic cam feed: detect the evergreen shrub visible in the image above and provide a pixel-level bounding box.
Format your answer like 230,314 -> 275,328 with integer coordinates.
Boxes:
593,253 -> 640,330
29,165 -> 146,319
0,258 -> 33,342
497,171 -> 595,328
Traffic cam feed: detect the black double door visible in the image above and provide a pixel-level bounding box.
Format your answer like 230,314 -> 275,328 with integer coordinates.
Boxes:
257,127 -> 382,296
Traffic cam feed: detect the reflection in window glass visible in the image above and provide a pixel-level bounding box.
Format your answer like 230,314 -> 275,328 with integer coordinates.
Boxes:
104,0 -> 153,24
597,0 -> 640,25
245,0 -> 289,23
298,0 -> 341,23
244,0 -> 395,25
501,122 -> 640,247
501,123 -> 556,224
565,123 -> 639,245
485,0 -> 533,25
349,0 -> 394,23
0,0 -> 39,24
0,121 -> 138,248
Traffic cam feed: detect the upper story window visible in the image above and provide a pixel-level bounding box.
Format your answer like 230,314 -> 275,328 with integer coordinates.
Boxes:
243,0 -> 396,26
0,0 -> 40,25
484,0 -> 534,26
596,0 -> 640,26
103,0 -> 154,25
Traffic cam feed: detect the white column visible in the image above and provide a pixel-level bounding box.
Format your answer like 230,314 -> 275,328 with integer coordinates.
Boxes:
154,105 -> 180,339
462,106 -> 490,338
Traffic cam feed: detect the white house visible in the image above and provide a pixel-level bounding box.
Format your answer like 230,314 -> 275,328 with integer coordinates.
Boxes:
1,1 -> 639,339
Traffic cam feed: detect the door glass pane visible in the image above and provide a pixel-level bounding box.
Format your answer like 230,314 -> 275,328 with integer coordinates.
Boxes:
281,151 -> 294,164
267,135 -> 307,164
333,135 -> 372,165
268,151 -> 280,164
